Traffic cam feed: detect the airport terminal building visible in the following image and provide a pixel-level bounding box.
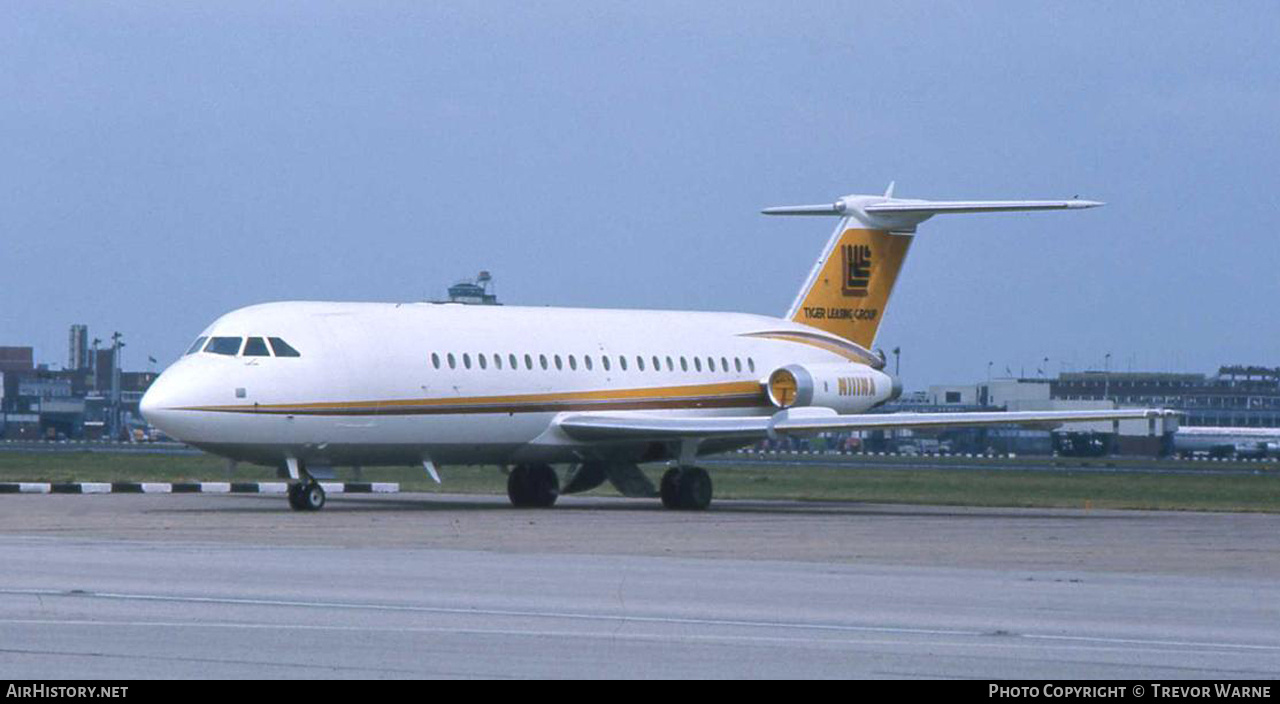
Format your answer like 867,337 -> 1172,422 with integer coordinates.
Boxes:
912,365 -> 1280,457
0,339 -> 155,442
1050,366 -> 1280,429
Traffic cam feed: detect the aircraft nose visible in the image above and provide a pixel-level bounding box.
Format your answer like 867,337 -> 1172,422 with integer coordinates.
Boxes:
140,370 -> 180,434
140,361 -> 217,444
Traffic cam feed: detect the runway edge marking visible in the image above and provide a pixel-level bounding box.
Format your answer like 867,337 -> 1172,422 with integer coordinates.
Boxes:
0,482 -> 399,495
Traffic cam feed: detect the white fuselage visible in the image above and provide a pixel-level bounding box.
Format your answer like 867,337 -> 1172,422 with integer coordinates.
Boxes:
140,301 -> 895,468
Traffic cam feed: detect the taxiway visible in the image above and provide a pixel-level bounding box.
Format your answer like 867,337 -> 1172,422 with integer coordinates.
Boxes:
0,493 -> 1276,678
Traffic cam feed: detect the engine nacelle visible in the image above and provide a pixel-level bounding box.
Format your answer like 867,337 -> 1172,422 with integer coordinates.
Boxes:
765,363 -> 900,414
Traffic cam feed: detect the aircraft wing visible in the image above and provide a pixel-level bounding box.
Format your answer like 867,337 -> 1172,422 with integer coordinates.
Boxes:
557,408 -> 1178,442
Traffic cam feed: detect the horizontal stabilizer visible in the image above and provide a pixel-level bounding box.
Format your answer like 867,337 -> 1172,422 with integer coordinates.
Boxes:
864,200 -> 1103,215
763,189 -> 1104,232
761,203 -> 847,216
775,186 -> 1104,348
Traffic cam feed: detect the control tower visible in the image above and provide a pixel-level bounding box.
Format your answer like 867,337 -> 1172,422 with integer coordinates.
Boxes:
445,271 -> 500,305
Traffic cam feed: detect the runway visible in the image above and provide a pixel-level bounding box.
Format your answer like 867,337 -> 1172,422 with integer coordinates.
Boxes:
1,493 -> 1278,678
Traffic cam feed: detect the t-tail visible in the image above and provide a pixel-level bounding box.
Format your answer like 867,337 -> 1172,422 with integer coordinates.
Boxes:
766,184 -> 1103,350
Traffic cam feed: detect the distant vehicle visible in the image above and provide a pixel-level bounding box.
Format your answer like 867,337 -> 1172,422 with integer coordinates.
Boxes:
141,186 -> 1174,511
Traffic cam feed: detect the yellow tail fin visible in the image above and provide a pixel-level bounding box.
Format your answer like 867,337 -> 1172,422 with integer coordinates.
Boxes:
768,188 -> 1102,351
786,227 -> 913,349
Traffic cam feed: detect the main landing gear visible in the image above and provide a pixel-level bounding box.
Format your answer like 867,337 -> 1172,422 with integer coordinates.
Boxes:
507,463 -> 559,508
660,466 -> 713,511
505,463 -> 712,510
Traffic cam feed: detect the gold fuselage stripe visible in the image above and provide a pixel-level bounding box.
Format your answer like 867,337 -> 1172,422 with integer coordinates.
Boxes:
738,331 -> 877,365
176,380 -> 769,416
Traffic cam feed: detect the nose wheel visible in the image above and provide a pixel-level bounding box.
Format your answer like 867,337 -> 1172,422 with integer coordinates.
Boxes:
287,481 -> 326,511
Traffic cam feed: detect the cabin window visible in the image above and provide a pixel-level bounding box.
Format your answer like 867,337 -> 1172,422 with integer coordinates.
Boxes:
539,354 -> 549,370
526,354 -> 534,370
205,337 -> 243,356
510,354 -> 518,370
431,353 -> 441,369
585,355 -> 594,371
680,357 -> 688,372
554,355 -> 563,370
493,353 -> 502,370
635,356 -> 644,371
268,338 -> 301,358
243,337 -> 271,357
463,353 -> 472,369
693,357 -> 702,372
185,337 -> 208,356
477,354 -> 487,370
721,357 -> 729,374
568,355 -> 578,370
653,356 -> 661,372
734,357 -> 742,373
447,353 -> 457,369
707,357 -> 715,372
748,358 -> 756,373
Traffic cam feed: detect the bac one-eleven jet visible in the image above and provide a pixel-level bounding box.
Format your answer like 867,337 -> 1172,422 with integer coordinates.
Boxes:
140,187 -> 1174,511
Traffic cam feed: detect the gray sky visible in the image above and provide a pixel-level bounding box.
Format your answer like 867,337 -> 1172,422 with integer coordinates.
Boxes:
3,2 -> 1278,388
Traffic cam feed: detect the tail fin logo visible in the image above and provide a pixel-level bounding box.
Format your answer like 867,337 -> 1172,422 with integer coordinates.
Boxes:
841,244 -> 872,297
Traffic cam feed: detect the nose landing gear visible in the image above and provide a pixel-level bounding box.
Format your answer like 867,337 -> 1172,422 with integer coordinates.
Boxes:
287,481 -> 326,511
284,457 -> 326,511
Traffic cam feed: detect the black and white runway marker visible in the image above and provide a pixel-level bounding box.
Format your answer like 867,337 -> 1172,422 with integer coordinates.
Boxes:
0,482 -> 398,495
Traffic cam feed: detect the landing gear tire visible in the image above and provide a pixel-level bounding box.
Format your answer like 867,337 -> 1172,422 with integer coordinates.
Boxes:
287,483 -> 306,511
507,464 -> 559,508
302,482 -> 326,511
288,482 -> 325,511
660,467 -> 712,511
660,468 -> 681,509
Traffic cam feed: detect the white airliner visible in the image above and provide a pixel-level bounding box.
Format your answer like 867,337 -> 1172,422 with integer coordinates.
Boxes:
140,187 -> 1174,511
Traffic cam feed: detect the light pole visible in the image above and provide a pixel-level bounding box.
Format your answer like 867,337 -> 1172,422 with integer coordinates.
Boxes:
110,332 -> 124,441
1104,352 -> 1112,402
90,338 -> 101,392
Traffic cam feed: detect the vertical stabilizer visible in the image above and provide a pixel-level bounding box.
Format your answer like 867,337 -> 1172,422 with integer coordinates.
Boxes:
784,221 -> 913,349
764,189 -> 1102,350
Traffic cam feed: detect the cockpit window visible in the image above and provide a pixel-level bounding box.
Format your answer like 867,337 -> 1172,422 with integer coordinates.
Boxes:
185,336 -> 208,356
268,337 -> 301,357
243,337 -> 271,357
205,337 -> 243,356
